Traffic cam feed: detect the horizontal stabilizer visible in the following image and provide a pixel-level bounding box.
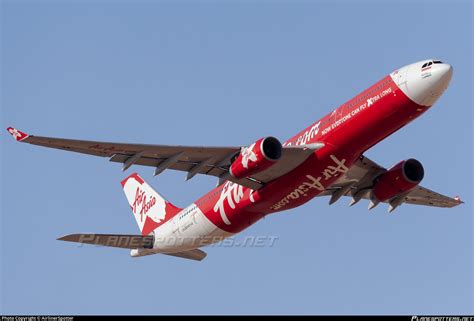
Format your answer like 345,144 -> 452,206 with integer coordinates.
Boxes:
164,249 -> 207,261
131,248 -> 207,261
58,233 -> 154,249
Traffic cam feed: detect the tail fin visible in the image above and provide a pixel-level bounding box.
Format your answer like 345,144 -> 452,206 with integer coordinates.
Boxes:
121,173 -> 181,235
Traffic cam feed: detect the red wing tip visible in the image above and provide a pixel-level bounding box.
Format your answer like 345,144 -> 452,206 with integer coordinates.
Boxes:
6,127 -> 29,141
454,196 -> 464,204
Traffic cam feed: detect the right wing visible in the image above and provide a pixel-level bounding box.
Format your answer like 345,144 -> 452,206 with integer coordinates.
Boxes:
7,127 -> 322,190
319,155 -> 463,211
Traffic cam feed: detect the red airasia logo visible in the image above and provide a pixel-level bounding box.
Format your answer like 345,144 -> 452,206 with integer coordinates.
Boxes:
132,187 -> 156,222
241,143 -> 258,169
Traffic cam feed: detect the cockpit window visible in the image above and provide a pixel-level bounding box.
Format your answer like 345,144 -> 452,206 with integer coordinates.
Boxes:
422,60 -> 442,69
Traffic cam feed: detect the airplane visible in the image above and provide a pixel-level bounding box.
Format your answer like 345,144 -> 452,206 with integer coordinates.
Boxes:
7,59 -> 462,261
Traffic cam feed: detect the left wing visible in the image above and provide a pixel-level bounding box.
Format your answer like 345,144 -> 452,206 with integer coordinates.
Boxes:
320,155 -> 463,212
6,127 -> 322,190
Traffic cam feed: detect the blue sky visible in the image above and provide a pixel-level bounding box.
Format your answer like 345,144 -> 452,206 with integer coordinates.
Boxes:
2,0 -> 472,315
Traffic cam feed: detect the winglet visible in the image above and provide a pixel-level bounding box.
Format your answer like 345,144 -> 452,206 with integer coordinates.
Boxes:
454,196 -> 464,204
6,127 -> 29,142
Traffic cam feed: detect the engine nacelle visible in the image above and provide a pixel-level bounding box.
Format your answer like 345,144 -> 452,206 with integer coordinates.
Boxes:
229,137 -> 282,179
372,159 -> 424,202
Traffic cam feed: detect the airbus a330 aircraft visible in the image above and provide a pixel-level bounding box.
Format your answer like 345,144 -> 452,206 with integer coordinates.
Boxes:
8,59 -> 462,261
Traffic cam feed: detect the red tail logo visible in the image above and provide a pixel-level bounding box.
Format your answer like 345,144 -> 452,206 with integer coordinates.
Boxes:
132,187 -> 157,222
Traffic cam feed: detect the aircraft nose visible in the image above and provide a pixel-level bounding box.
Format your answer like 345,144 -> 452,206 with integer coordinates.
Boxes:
430,63 -> 453,88
400,60 -> 453,107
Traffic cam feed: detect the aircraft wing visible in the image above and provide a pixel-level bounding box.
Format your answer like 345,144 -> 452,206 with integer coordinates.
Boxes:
320,155 -> 463,212
6,127 -> 321,190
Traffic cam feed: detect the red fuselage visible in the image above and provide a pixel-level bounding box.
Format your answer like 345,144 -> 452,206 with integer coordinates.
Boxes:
193,63 -> 449,234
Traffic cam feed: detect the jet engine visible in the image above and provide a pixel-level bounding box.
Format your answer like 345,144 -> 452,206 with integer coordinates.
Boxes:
372,159 -> 424,201
229,137 -> 282,179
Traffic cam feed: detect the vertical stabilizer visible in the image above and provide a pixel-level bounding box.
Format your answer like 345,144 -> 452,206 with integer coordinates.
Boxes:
121,173 -> 181,235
